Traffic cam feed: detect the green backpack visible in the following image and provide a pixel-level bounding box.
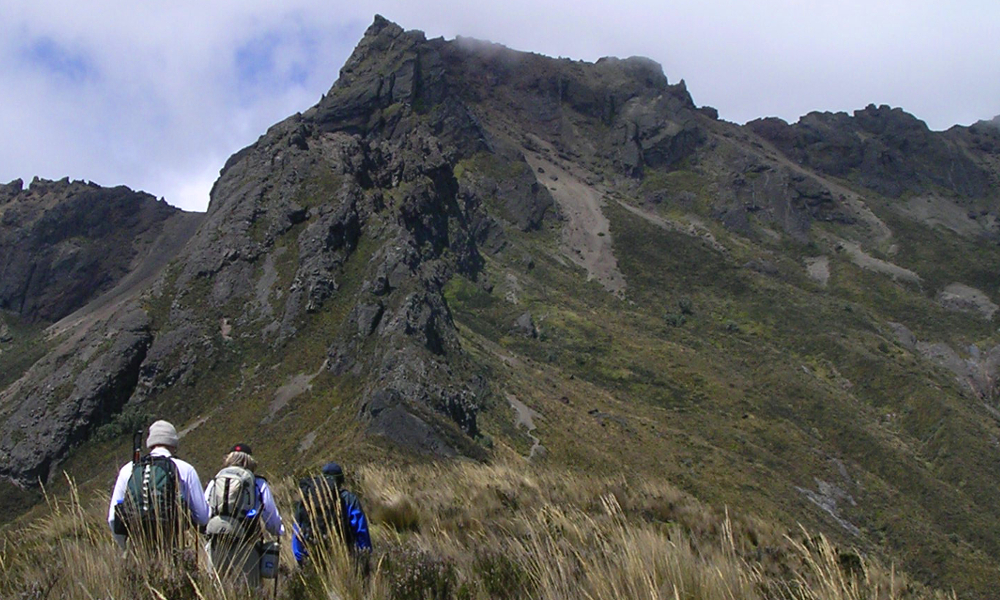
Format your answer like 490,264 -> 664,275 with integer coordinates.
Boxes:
121,454 -> 182,542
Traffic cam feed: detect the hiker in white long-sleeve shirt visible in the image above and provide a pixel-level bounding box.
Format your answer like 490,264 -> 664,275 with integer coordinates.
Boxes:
204,443 -> 284,588
107,420 -> 209,550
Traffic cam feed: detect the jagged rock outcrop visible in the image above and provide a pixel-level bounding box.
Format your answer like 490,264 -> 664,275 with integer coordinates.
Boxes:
0,178 -> 183,323
747,105 -> 993,199
0,308 -> 152,483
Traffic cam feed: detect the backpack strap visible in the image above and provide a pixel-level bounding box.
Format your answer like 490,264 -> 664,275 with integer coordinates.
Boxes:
222,477 -> 231,516
253,476 -> 265,512
155,455 -> 180,511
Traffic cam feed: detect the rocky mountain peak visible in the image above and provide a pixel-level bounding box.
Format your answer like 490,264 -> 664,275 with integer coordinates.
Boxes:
0,178 -> 23,205
335,15 -> 423,90
5,19 -> 1000,597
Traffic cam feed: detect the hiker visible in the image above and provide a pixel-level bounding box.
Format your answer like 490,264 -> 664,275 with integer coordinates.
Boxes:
291,462 -> 371,566
108,420 -> 210,550
204,443 -> 284,588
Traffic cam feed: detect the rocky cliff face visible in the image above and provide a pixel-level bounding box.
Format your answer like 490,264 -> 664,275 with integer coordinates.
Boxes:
747,105 -> 995,200
0,178 -> 202,484
0,178 -> 182,323
3,16 -> 1000,598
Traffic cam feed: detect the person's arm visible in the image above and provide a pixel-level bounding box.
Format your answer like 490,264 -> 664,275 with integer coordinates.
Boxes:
107,463 -> 131,531
179,461 -> 210,526
291,523 -> 307,565
343,492 -> 372,551
258,479 -> 285,536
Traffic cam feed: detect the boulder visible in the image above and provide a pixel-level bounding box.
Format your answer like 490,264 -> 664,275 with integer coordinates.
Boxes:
513,311 -> 537,338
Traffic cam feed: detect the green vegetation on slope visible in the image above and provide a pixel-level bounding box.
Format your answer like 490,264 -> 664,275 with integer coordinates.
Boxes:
0,313 -> 52,390
439,182 -> 1000,596
0,460 -> 955,600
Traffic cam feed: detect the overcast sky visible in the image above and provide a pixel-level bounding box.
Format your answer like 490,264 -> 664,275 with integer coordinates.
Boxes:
3,1 -> 998,212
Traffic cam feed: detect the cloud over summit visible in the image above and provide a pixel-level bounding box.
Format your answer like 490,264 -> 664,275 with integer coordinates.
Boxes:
2,1 -> 997,211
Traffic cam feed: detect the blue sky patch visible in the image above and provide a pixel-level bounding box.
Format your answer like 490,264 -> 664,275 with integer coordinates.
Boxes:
235,33 -> 281,87
22,37 -> 96,83
234,25 -> 320,103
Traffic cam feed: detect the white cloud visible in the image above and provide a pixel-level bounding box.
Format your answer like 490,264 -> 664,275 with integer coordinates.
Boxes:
2,1 -> 998,212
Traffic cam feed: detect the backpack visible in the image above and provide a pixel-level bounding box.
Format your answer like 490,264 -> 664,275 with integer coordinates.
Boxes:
121,454 -> 181,542
205,466 -> 260,538
294,475 -> 351,547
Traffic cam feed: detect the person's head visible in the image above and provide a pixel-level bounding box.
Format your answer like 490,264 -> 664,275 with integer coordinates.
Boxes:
224,443 -> 257,473
322,462 -> 345,485
146,420 -> 179,452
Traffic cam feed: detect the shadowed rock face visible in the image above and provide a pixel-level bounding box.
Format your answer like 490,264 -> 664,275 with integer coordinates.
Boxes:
0,178 -> 181,323
0,179 -> 202,486
747,105 -> 994,199
0,308 -> 152,483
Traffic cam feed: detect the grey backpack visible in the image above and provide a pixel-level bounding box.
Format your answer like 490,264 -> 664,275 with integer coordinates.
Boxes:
205,466 -> 259,537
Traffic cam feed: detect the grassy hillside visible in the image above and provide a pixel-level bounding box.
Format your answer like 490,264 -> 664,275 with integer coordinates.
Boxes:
0,456 -> 955,600
436,149 -> 1000,596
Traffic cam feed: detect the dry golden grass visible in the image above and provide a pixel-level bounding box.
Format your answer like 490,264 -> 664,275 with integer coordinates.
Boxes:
1,459 -> 955,600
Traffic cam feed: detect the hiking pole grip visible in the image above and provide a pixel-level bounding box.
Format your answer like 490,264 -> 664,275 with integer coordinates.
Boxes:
132,429 -> 143,465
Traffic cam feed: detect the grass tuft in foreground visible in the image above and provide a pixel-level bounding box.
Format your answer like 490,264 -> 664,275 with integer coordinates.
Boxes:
1,460 -> 954,599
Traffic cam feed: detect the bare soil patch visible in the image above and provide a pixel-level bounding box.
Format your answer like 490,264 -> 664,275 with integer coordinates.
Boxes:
898,195 -> 999,238
522,148 -> 626,297
805,256 -> 830,287
937,283 -> 998,319
838,240 -> 921,285
507,392 -> 544,460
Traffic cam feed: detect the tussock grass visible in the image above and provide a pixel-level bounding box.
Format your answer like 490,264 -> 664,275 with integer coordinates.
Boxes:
2,461 -> 953,599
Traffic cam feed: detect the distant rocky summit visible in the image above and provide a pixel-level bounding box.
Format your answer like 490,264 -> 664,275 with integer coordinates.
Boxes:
0,178 -> 185,323
747,105 -> 993,199
0,178 -> 202,483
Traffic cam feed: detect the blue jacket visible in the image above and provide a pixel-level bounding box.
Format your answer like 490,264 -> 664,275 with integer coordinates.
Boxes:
292,488 -> 371,564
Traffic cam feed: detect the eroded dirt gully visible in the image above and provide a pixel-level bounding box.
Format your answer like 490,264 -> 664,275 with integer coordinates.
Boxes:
522,142 -> 627,298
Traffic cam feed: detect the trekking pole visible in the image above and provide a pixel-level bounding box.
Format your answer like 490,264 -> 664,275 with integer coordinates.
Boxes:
132,429 -> 142,465
115,429 -> 144,549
